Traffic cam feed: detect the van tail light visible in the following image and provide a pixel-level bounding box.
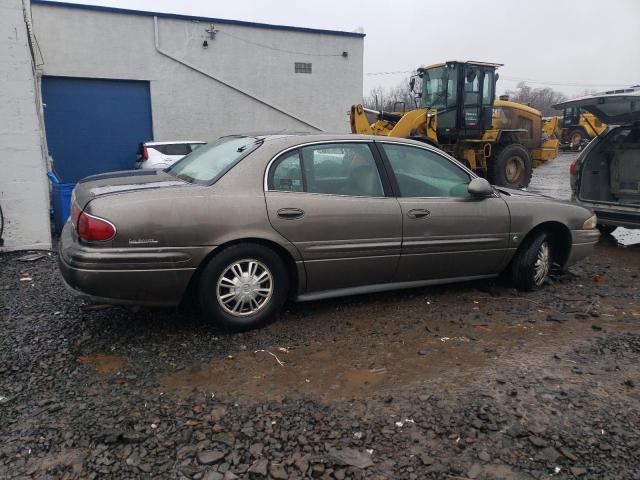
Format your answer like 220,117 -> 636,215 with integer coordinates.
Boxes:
569,157 -> 578,176
142,146 -> 149,161
77,211 -> 116,241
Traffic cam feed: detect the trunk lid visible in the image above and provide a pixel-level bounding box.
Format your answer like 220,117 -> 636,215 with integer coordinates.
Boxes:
554,86 -> 640,125
73,169 -> 188,209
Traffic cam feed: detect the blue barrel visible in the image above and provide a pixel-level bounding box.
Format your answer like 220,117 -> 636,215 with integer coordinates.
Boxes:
48,172 -> 75,233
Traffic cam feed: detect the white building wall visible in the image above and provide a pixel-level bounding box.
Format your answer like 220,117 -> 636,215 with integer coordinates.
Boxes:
0,0 -> 52,251
31,3 -> 364,140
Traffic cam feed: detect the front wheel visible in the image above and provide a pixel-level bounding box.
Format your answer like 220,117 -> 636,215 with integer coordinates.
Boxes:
511,232 -> 552,291
488,144 -> 533,189
198,243 -> 289,331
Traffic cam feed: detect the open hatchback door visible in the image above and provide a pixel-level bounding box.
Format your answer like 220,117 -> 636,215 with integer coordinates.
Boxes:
554,86 -> 640,125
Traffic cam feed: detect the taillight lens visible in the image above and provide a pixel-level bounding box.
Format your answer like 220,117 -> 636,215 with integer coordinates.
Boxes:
569,157 -> 579,176
70,201 -> 81,228
77,211 -> 116,241
142,146 -> 149,161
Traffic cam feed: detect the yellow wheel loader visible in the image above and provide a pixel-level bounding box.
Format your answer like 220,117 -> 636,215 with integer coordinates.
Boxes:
350,61 -> 560,188
558,106 -> 607,150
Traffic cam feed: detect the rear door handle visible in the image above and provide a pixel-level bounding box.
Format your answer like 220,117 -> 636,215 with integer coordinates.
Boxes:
407,208 -> 431,219
277,208 -> 305,219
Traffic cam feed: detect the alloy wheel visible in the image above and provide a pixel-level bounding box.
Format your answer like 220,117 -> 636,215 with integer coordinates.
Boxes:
216,259 -> 273,316
533,241 -> 551,286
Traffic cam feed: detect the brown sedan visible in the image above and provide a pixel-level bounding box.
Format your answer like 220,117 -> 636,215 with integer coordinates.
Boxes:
59,134 -> 600,330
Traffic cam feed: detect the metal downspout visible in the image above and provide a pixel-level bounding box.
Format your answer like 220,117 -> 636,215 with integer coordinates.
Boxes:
153,16 -> 324,132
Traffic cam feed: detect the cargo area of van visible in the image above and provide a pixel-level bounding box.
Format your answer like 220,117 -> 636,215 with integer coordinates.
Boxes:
578,126 -> 640,205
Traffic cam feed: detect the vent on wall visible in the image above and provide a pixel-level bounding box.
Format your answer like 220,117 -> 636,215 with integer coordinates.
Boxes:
294,62 -> 312,74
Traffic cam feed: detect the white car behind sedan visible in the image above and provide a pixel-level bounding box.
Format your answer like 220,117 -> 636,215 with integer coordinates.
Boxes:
136,141 -> 205,170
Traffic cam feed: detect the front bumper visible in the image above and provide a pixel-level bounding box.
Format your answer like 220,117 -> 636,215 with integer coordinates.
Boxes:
566,228 -> 600,266
58,222 -> 212,307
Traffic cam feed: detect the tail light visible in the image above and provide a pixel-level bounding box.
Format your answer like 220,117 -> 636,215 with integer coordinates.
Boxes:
70,200 -> 81,228
141,146 -> 149,161
569,157 -> 578,176
77,211 -> 116,241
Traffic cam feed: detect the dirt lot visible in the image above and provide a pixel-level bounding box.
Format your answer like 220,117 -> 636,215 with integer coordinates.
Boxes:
1,154 -> 639,479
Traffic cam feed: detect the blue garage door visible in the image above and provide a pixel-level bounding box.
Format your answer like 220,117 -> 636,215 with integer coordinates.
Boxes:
42,77 -> 153,183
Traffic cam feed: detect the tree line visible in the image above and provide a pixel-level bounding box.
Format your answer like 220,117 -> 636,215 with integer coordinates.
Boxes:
363,78 -> 591,117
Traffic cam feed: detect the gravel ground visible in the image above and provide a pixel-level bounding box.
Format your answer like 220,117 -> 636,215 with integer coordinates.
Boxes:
1,154 -> 639,479
1,240 -> 639,480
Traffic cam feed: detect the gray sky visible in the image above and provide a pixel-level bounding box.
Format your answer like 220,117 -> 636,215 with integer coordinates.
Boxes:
48,0 -> 640,98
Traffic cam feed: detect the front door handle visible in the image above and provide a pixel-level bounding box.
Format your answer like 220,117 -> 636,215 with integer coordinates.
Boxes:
407,208 -> 431,219
277,208 -> 305,219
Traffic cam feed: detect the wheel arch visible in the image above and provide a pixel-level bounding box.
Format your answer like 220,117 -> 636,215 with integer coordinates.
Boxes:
181,237 -> 302,306
516,221 -> 572,269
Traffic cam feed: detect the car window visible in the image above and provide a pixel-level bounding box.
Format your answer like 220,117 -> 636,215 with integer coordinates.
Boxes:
154,144 -> 191,156
190,143 -> 205,151
269,151 -> 304,192
300,143 -> 384,197
382,144 -> 471,198
167,136 -> 261,185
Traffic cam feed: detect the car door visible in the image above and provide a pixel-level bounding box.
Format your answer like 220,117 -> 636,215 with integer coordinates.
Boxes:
376,141 -> 510,282
264,141 -> 402,293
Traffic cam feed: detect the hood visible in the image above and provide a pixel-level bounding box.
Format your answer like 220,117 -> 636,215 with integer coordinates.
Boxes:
553,86 -> 640,125
495,186 -> 548,198
73,169 -> 189,208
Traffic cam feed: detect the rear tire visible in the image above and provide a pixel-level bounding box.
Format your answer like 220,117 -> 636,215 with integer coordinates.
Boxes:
597,224 -> 617,235
567,128 -> 586,150
198,243 -> 289,331
488,144 -> 532,189
511,231 -> 552,291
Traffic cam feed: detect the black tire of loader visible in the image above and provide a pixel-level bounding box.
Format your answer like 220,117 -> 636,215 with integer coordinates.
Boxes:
488,143 -> 533,189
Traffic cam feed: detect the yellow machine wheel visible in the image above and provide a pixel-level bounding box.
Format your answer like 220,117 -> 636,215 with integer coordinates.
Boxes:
505,156 -> 525,185
568,129 -> 586,150
488,143 -> 532,189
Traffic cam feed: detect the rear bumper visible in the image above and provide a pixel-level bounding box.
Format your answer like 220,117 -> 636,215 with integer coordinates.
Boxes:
58,222 -> 212,306
566,229 -> 600,266
573,199 -> 640,229
592,210 -> 640,229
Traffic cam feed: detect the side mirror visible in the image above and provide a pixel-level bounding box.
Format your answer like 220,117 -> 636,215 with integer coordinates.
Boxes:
409,77 -> 416,92
468,177 -> 493,197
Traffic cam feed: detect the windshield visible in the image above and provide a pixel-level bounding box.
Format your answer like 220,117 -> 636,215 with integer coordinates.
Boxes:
167,136 -> 262,185
421,64 -> 458,110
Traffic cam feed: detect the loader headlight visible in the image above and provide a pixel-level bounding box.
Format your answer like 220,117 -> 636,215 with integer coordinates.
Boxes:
583,215 -> 597,230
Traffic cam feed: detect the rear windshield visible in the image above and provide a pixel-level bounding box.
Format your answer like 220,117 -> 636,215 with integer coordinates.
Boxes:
152,144 -> 191,156
166,136 -> 262,185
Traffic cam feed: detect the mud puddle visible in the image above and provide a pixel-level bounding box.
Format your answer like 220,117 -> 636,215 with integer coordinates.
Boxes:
77,354 -> 125,375
160,301 -> 632,401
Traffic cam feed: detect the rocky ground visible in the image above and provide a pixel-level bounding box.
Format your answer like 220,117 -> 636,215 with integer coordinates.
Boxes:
1,238 -> 639,480
1,154 -> 639,479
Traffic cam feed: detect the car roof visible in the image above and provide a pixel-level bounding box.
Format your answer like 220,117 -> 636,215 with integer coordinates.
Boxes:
553,86 -> 640,124
145,141 -> 206,146
227,132 -> 437,146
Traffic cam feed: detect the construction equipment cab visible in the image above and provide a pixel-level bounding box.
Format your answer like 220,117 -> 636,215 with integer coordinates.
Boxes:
350,61 -> 560,188
559,106 -> 607,150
